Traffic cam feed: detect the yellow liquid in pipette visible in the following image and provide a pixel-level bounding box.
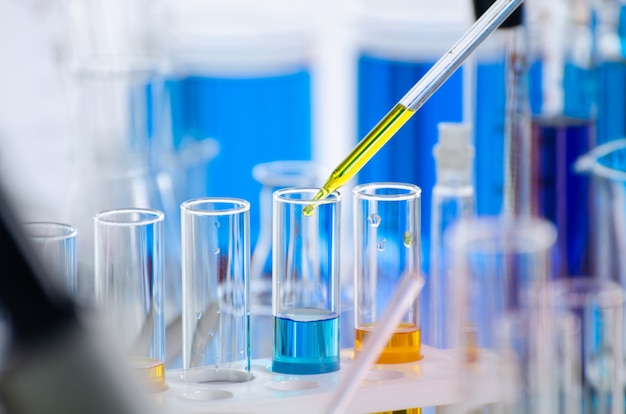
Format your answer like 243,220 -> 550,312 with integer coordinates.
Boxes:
303,103 -> 415,216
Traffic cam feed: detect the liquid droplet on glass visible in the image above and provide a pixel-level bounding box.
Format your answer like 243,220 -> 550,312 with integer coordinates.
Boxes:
377,238 -> 386,251
195,312 -> 202,320
214,219 -> 221,229
216,308 -> 221,314
208,329 -> 214,337
214,247 -> 220,254
239,348 -> 244,355
403,231 -> 413,247
368,214 -> 381,227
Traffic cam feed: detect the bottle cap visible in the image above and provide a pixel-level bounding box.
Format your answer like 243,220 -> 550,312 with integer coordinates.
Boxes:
433,122 -> 474,182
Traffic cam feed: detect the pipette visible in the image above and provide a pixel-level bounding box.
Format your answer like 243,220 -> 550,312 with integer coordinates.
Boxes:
303,0 -> 525,216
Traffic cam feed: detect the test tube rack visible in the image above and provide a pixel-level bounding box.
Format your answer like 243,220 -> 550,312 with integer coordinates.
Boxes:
159,346 -> 502,413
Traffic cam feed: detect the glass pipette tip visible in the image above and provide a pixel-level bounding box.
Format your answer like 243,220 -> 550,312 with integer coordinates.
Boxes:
303,0 -> 525,216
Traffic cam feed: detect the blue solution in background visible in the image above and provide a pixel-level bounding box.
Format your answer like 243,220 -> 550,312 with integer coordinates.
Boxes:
164,70 -> 312,245
272,309 -> 340,375
530,117 -> 594,277
596,61 -> 626,145
474,61 -> 506,216
356,55 -> 464,275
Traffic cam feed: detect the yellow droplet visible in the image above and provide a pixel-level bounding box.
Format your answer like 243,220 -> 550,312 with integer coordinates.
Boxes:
403,231 -> 413,247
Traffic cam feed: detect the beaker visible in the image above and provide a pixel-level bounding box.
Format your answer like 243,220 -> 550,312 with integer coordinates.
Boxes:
94,208 -> 165,392
352,182 -> 422,364
574,138 -> 626,287
180,197 -> 252,383
249,160 -> 320,359
60,55 -> 181,323
272,187 -> 341,375
445,215 -> 558,412
447,215 -> 557,348
547,277 -> 624,414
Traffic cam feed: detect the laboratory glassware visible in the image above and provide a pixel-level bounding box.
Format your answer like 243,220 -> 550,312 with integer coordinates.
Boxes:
428,123 -> 475,349
94,207 -> 166,392
494,308 -> 582,413
353,0 -> 467,275
473,0 -> 530,219
446,215 -> 556,410
0,172 -> 152,414
575,138 -> 626,287
595,0 -> 626,145
151,0 -> 316,245
547,278 -> 624,414
61,55 -> 182,323
23,221 -> 77,298
249,160 -> 320,359
525,0 -> 596,277
272,187 -> 341,375
305,0 -> 525,213
180,197 -> 252,383
353,182 -> 422,364
327,271 -> 425,414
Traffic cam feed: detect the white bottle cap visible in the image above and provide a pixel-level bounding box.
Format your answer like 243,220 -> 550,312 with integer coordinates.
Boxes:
433,122 -> 474,182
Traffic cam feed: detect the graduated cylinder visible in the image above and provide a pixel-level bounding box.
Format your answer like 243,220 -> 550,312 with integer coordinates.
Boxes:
353,183 -> 422,364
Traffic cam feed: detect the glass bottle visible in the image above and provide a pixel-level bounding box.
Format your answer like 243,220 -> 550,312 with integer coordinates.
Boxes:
428,122 -> 475,349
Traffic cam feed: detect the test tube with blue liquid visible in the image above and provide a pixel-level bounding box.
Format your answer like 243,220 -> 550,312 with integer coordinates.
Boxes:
272,188 -> 341,375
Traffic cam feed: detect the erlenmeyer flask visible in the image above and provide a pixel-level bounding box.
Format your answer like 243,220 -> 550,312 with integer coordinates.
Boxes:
60,56 -> 182,326
249,160 -> 319,359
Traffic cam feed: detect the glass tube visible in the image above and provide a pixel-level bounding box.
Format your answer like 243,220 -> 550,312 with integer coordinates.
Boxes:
353,0 -> 467,278
23,222 -> 78,298
353,182 -> 422,364
180,197 -> 251,383
272,187 -> 341,375
93,208 -> 165,392
526,0 -> 597,277
249,160 -> 320,359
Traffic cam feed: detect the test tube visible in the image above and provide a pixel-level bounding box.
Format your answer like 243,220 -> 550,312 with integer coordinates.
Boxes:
94,208 -> 165,391
23,222 -> 78,298
180,198 -> 251,383
353,182 -> 422,364
250,160 -> 320,359
272,188 -> 341,375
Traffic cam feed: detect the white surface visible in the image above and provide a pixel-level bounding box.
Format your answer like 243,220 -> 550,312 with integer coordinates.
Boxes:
159,346 -> 503,414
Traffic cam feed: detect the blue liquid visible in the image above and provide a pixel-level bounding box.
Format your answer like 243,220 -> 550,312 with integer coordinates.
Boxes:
356,54 -> 464,276
272,309 -> 340,375
164,71 -> 312,244
597,60 -> 626,145
531,116 -> 594,277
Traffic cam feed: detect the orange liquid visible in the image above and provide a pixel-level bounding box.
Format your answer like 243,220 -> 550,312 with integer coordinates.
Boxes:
354,322 -> 422,364
375,409 -> 422,414
133,358 -> 166,391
